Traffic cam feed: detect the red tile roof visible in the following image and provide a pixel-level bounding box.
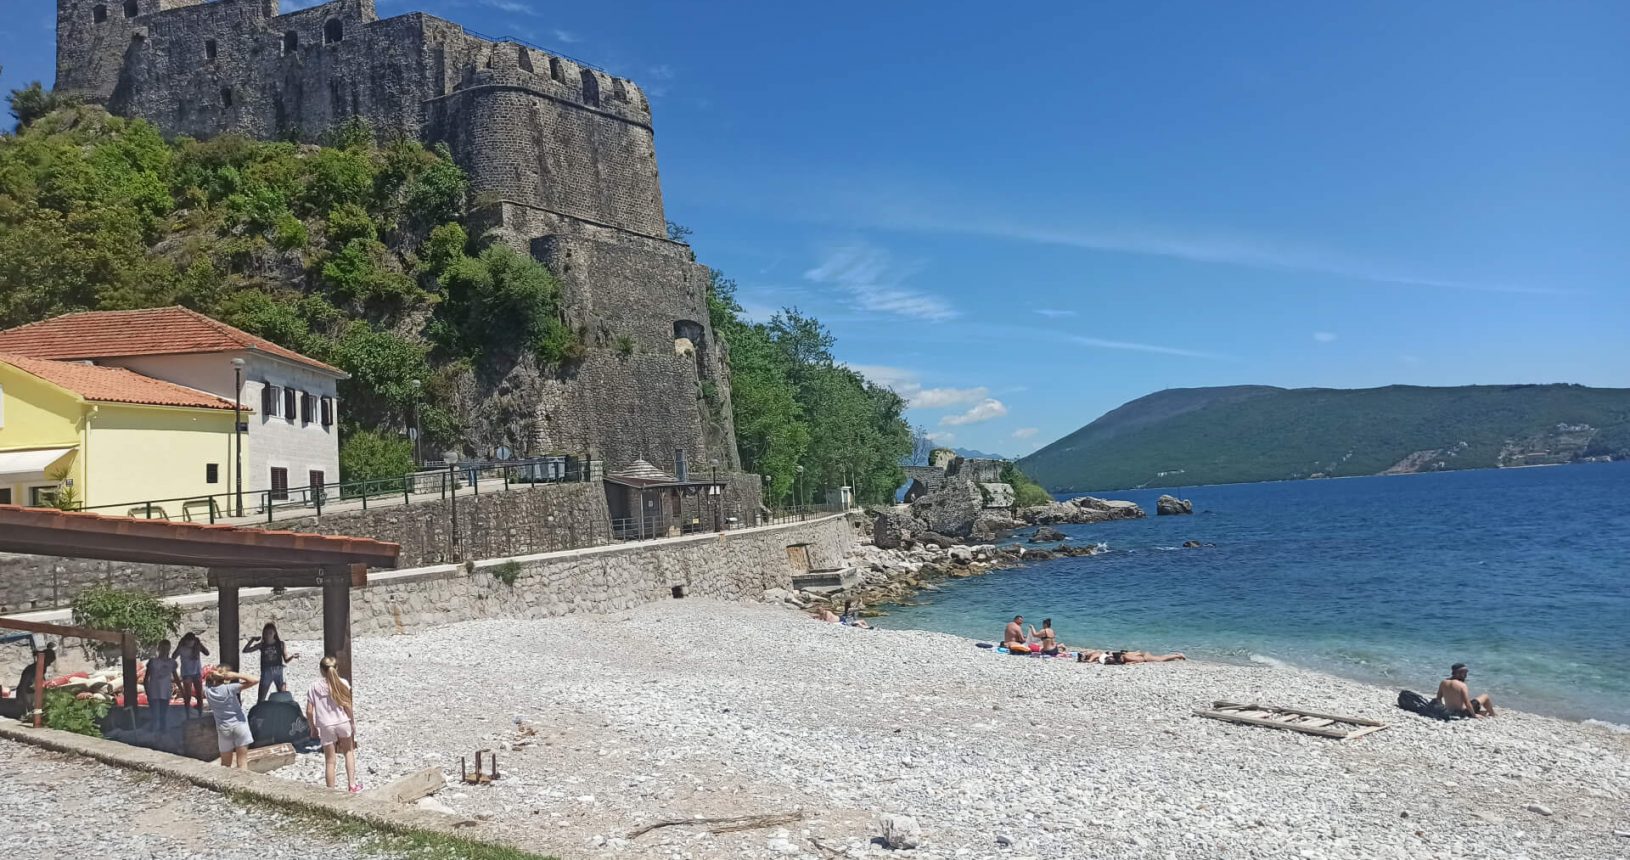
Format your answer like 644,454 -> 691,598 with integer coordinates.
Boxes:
0,352 -> 244,411
0,504 -> 400,569
0,307 -> 344,376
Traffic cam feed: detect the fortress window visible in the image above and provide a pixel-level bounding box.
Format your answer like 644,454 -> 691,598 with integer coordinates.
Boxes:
122,0 -> 137,18
580,69 -> 600,106
323,19 -> 343,44
205,39 -> 217,60
282,31 -> 299,53
516,45 -> 533,72
612,79 -> 629,102
92,4 -> 108,23
220,87 -> 233,108
548,57 -> 562,82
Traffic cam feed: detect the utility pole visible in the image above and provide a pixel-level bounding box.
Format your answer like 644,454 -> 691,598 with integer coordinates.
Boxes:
232,358 -> 245,517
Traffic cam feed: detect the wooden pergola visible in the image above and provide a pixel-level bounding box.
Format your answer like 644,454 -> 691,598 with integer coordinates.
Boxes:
0,505 -> 399,684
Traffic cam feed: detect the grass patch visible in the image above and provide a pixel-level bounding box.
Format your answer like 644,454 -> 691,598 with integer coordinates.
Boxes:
225,789 -> 555,860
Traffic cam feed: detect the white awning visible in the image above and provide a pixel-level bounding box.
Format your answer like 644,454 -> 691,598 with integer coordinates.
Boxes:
0,447 -> 77,481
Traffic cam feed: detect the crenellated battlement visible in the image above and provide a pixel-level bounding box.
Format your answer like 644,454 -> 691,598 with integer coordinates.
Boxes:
55,0 -> 665,238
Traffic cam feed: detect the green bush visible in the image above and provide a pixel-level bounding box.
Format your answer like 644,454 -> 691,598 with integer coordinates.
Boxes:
491,560 -> 521,586
614,335 -> 636,356
44,690 -> 108,737
339,429 -> 414,490
1001,462 -> 1053,507
70,585 -> 182,647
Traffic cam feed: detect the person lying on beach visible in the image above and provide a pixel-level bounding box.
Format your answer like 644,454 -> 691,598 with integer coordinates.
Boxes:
811,607 -> 840,623
1076,649 -> 1186,665
1434,663 -> 1496,718
1003,615 -> 1030,653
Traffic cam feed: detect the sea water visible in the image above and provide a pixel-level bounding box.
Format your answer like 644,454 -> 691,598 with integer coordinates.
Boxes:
877,462 -> 1630,726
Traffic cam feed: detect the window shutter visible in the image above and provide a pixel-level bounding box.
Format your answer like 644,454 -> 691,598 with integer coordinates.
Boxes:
283,387 -> 296,420
320,397 -> 333,427
261,384 -> 275,416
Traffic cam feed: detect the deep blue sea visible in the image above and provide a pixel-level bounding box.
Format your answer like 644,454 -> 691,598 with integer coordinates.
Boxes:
878,462 -> 1630,726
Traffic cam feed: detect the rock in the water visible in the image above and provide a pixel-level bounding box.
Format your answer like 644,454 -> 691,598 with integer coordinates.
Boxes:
1156,494 -> 1194,516
877,813 -> 923,850
1019,496 -> 1145,526
1182,539 -> 1202,548
948,546 -> 974,566
1030,526 -> 1067,543
873,508 -> 927,550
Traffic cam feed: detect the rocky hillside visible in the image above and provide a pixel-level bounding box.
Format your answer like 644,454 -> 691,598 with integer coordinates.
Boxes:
1020,384 -> 1630,491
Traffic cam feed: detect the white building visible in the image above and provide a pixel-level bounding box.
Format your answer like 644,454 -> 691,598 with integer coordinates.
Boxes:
0,307 -> 346,501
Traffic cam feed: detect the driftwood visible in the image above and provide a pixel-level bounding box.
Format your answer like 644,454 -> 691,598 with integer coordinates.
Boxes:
627,810 -> 805,839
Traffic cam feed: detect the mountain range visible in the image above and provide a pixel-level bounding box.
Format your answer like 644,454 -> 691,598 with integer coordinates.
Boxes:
1018,384 -> 1630,492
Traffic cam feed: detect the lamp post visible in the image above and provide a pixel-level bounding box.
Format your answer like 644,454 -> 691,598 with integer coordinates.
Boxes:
795,464 -> 805,513
231,358 -> 245,517
409,378 -> 422,468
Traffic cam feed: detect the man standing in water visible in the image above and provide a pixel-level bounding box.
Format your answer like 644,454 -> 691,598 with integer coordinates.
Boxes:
1436,663 -> 1496,718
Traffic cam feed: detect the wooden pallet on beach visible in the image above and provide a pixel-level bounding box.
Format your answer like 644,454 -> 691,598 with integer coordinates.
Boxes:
1194,701 -> 1388,740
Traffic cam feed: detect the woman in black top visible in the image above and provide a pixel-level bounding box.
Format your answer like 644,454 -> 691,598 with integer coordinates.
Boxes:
243,623 -> 299,703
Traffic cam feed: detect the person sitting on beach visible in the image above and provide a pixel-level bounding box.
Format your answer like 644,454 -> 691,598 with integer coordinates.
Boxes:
1076,648 -> 1186,665
1003,615 -> 1031,653
839,600 -> 872,629
1029,618 -> 1063,655
15,646 -> 56,709
1434,663 -> 1496,718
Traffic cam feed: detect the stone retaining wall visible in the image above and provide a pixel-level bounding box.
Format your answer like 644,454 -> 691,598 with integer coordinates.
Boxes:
1,514 -> 854,676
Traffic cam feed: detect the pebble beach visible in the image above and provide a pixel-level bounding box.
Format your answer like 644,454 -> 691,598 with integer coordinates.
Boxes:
265,599 -> 1630,860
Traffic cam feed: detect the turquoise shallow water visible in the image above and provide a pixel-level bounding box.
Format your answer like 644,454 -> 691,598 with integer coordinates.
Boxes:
876,462 -> 1630,725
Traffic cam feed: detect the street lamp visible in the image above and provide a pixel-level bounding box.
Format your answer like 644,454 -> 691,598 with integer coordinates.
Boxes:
409,378 -> 422,468
795,464 -> 805,511
231,358 -> 245,517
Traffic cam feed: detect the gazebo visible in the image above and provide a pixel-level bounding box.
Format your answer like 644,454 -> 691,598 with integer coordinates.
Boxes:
0,505 -> 399,699
603,459 -> 726,539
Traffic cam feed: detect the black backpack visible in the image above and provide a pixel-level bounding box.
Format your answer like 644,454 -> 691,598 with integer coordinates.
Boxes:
1397,689 -> 1432,716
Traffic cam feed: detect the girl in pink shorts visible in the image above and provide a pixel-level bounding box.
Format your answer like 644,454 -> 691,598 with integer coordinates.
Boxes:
305,655 -> 359,792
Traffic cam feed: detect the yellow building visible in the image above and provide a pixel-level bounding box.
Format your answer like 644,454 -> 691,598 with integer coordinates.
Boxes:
0,352 -> 247,518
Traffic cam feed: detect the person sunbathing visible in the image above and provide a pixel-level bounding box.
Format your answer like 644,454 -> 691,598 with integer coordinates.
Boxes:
1434,663 -> 1496,718
1076,648 -> 1186,665
1029,618 -> 1063,655
1002,615 -> 1030,653
811,607 -> 840,623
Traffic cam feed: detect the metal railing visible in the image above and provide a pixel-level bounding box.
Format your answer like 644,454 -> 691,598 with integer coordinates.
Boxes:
609,502 -> 844,543
72,457 -> 594,525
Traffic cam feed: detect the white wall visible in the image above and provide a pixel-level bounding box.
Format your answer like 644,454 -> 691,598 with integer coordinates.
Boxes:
104,351 -> 341,495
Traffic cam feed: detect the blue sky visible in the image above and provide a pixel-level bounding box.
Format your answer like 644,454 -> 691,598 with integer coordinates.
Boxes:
4,2 -> 1627,456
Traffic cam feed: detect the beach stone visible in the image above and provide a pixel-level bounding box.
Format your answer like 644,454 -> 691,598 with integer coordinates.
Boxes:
1029,527 -> 1066,543
1525,803 -> 1554,816
878,813 -> 923,849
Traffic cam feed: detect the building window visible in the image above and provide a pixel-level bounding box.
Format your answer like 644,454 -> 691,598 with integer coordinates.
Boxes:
282,31 -> 299,54
300,392 -> 315,425
549,56 -> 562,82
580,69 -> 599,106
205,39 -> 217,60
262,384 -> 281,417
516,45 -> 533,72
29,485 -> 57,507
93,4 -> 108,23
122,0 -> 137,18
0,488 -> 11,505
320,396 -> 334,428
206,463 -> 220,484
282,388 -> 296,421
269,467 -> 289,501
324,19 -> 343,45
309,470 -> 325,490
221,87 -> 233,108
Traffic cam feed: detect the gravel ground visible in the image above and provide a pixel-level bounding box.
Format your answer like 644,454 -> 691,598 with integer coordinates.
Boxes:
262,600 -> 1630,860
0,738 -> 414,860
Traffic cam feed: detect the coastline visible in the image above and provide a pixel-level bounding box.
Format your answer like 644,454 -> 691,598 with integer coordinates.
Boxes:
271,600 -> 1630,860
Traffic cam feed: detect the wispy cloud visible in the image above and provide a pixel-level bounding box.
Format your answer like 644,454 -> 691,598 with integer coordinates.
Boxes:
644,64 -> 676,97
923,431 -> 956,444
1034,308 -> 1077,318
1070,336 -> 1229,360
476,0 -> 539,14
835,194 -> 1571,297
911,386 -> 989,409
848,364 -> 920,393
551,28 -> 580,43
942,398 -> 1008,426
1011,427 -> 1039,439
1313,331 -> 1338,343
804,242 -> 958,322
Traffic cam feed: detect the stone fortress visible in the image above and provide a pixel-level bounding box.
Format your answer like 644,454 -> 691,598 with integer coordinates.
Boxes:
54,0 -> 744,490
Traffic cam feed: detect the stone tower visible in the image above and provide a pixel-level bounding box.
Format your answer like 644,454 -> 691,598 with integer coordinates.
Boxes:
54,0 -> 744,484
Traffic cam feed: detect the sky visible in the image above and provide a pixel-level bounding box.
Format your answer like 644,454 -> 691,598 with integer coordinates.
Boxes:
3,1 -> 1627,457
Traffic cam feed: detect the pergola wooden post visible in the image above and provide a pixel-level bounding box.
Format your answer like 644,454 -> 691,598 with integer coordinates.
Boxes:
207,564 -> 367,682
